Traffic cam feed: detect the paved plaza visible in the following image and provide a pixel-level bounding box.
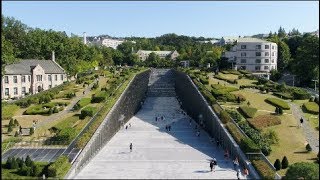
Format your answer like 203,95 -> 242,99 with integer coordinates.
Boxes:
74,97 -> 242,179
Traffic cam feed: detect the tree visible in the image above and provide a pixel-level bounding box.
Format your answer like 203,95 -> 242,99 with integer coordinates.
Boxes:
29,127 -> 34,135
278,107 -> 283,115
7,125 -> 13,133
25,155 -> 32,167
282,156 -> 289,169
306,143 -> 312,152
278,26 -> 287,38
9,118 -> 14,127
274,159 -> 281,170
285,162 -> 319,179
270,69 -> 282,82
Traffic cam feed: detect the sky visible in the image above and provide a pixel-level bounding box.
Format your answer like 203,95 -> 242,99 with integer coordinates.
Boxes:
2,1 -> 319,38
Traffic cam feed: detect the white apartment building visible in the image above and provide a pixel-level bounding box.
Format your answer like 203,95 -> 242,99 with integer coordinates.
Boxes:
90,37 -> 136,49
1,53 -> 67,100
136,50 -> 180,61
223,38 -> 278,79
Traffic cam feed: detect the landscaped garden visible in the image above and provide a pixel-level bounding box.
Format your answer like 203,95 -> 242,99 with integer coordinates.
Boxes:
182,67 -> 319,177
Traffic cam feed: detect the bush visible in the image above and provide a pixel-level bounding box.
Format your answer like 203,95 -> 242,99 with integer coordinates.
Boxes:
80,106 -> 97,119
17,157 -> 25,168
225,122 -> 244,144
18,164 -> 32,176
303,102 -> 319,114
199,75 -> 209,84
240,137 -> 261,153
285,162 -> 319,180
238,106 -> 257,118
201,89 -> 216,105
279,107 -> 283,115
252,160 -> 275,179
5,157 -> 13,169
212,104 -> 223,115
274,159 -> 281,170
265,98 -> 290,110
91,91 -> 108,103
220,110 -> 232,124
292,88 -> 311,100
53,106 -> 59,113
9,118 -> 14,127
73,98 -> 91,110
282,156 -> 289,169
226,109 -> 244,123
7,125 -> 13,133
30,127 -> 34,135
262,129 -> 279,145
14,131 -> 19,137
47,155 -> 71,178
306,143 -> 312,152
11,157 -> 19,169
91,82 -> 99,90
25,155 -> 33,167
14,119 -> 19,126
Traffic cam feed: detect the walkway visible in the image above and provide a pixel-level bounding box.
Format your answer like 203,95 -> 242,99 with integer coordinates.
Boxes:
73,97 -> 240,179
289,102 -> 319,152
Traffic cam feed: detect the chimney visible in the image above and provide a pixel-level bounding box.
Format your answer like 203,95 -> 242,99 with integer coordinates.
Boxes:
83,32 -> 87,45
52,51 -> 55,62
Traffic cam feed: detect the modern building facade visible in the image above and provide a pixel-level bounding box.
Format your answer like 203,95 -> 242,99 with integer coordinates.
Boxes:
222,38 -> 278,79
1,52 -> 67,99
136,50 -> 179,61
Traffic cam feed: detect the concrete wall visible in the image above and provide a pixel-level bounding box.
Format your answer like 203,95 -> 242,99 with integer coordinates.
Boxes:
65,69 -> 150,179
174,70 -> 260,179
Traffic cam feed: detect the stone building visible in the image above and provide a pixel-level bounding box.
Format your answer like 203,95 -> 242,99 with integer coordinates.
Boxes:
1,52 -> 67,99
136,50 -> 179,61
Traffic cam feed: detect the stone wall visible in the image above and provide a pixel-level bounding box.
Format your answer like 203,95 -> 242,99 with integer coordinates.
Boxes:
65,69 -> 150,179
174,70 -> 260,179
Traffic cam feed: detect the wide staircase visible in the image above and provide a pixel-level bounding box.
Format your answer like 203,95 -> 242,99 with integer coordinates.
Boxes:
147,69 -> 176,97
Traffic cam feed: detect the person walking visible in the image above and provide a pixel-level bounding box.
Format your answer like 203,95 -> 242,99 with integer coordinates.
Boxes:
243,167 -> 249,179
168,125 -> 171,131
210,160 -> 214,172
233,157 -> 239,170
129,143 -> 133,152
224,149 -> 229,160
236,169 -> 241,180
125,125 -> 128,130
299,117 -> 304,128
212,158 -> 217,172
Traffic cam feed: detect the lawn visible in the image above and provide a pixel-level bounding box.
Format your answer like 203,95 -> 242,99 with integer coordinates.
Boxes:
1,104 -> 20,120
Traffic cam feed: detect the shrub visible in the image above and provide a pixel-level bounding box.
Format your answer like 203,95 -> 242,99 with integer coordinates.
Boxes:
220,110 -> 232,124
91,91 -> 108,103
248,115 -> 281,130
25,155 -> 33,167
285,162 -> 319,180
73,98 -> 91,110
279,107 -> 283,115
30,127 -> 34,135
282,156 -> 289,169
19,164 -> 32,176
17,157 -> 25,168
212,104 -> 223,115
5,157 -> 13,169
65,92 -> 76,99
80,106 -> 97,119
274,159 -> 281,170
265,98 -> 290,110
303,102 -> 319,114
252,160 -> 275,179
306,143 -> 312,152
292,88 -> 311,100
14,119 -> 19,126
14,131 -> 19,137
201,89 -> 216,105
238,106 -> 257,118
91,82 -> 99,90
11,157 -> 19,169
262,129 -> 279,145
7,125 -> 13,133
240,137 -> 261,153
226,109 -> 244,123
47,155 -> 71,178
9,118 -> 14,127
199,75 -> 209,84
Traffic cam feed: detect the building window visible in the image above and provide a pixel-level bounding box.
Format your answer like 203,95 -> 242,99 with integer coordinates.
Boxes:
255,59 -> 261,63
256,52 -> 261,56
13,76 -> 17,83
265,45 -> 270,49
240,66 -> 246,70
61,74 -> 63,81
264,66 -> 269,70
272,46 -> 274,49
5,88 -> 9,96
28,76 -> 31,82
272,59 -> 274,63
256,45 -> 261,49
4,76 -> 9,83
265,52 -> 269,56
55,75 -> 58,81
241,59 -> 246,63
265,59 -> 269,63
14,87 -> 18,95
22,87 -> 26,95
272,52 -> 275,56
48,75 -> 52,81
36,75 -> 42,81
241,45 -> 247,49
255,66 -> 261,71
21,76 -> 26,83
241,52 -> 246,57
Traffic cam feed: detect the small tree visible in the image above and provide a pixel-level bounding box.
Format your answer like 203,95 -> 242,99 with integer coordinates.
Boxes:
279,107 -> 283,115
25,155 -> 33,167
14,119 -> 19,126
306,144 -> 312,152
9,118 -> 14,127
5,157 -> 13,169
237,96 -> 241,104
7,125 -> 13,133
282,156 -> 289,169
274,159 -> 281,170
247,101 -> 251,106
11,157 -> 18,169
29,127 -> 34,135
14,131 -> 19,137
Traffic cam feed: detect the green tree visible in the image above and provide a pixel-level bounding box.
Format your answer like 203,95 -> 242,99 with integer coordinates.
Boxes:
278,26 -> 287,38
282,156 -> 289,169
274,159 -> 281,170
285,162 -> 319,179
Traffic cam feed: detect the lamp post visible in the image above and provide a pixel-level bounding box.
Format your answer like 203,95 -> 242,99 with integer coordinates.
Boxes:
311,79 -> 318,92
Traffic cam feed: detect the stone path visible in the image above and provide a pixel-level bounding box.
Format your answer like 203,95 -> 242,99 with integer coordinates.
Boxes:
73,97 -> 243,179
35,78 -> 98,129
289,102 -> 319,152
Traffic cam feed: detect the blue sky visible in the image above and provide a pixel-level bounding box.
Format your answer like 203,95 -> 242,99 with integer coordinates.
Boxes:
2,1 -> 319,38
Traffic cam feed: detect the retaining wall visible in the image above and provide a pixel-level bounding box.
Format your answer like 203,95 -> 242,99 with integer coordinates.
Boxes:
65,70 -> 150,178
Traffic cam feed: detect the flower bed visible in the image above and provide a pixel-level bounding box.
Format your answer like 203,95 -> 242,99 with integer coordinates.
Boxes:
248,115 -> 281,130
252,159 -> 275,179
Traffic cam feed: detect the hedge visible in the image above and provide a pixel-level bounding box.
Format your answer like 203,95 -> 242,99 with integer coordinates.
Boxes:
201,89 -> 217,105
225,122 -> 245,144
24,102 -> 67,115
215,74 -> 237,84
303,102 -> 319,114
252,160 -> 275,179
238,106 -> 257,118
273,92 -> 293,100
220,110 -> 232,124
211,84 -> 238,92
240,137 -> 261,153
212,104 -> 223,115
291,88 -> 311,100
80,106 -> 97,119
248,115 -> 281,130
47,155 -> 71,178
265,98 -> 290,110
